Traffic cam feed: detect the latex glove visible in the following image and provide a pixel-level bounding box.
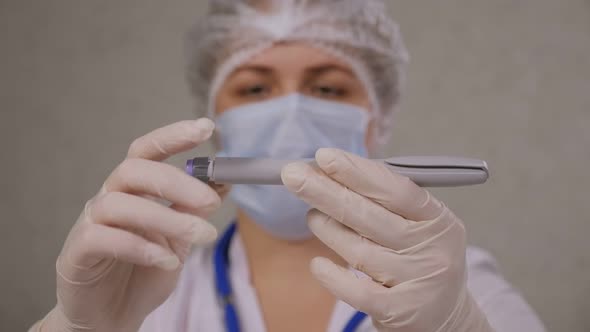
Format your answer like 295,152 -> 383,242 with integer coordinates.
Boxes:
34,119 -> 221,332
282,148 -> 494,332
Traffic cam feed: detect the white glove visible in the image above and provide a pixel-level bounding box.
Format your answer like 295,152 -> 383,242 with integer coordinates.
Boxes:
282,148 -> 494,332
34,119 -> 221,332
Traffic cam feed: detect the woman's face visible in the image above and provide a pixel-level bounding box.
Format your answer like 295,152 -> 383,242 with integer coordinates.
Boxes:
214,42 -> 374,148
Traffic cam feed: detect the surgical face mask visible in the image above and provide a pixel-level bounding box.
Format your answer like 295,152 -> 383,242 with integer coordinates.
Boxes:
215,93 -> 369,240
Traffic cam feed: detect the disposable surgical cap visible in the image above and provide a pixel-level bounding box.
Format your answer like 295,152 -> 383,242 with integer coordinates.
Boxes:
185,0 -> 409,146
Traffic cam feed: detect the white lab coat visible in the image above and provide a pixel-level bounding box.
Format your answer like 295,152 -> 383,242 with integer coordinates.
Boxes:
139,232 -> 546,332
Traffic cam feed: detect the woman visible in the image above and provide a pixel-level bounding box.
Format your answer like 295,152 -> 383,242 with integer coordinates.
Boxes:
30,1 -> 546,331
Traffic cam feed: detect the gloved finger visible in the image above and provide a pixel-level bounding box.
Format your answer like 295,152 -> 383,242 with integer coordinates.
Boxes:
283,162 -> 452,250
104,158 -> 221,216
87,192 -> 217,246
169,238 -> 193,264
313,254 -> 472,330
62,223 -> 181,275
371,273 -> 469,330
308,209 -> 437,284
310,256 -> 389,320
127,118 -> 214,162
141,231 -> 191,265
210,183 -> 231,201
315,148 -> 444,221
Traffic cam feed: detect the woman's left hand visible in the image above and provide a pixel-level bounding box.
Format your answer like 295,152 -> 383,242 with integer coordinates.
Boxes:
282,148 -> 494,332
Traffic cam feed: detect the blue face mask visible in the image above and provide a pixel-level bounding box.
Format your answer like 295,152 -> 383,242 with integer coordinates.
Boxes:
215,93 -> 369,240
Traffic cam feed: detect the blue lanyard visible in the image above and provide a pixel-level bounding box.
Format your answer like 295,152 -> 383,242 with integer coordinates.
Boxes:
214,223 -> 368,332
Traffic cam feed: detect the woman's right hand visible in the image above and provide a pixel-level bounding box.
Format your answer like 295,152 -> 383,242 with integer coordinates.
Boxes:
37,119 -> 221,332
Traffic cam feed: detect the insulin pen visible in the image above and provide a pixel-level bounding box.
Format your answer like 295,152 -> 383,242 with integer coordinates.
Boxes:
185,156 -> 489,187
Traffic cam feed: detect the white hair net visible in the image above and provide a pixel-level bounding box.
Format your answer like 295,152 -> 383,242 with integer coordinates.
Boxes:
185,0 -> 409,146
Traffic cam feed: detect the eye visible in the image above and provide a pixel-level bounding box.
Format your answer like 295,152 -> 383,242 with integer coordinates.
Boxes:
311,85 -> 346,98
240,84 -> 271,98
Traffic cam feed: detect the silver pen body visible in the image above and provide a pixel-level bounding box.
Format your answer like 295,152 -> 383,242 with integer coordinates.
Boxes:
186,156 -> 489,187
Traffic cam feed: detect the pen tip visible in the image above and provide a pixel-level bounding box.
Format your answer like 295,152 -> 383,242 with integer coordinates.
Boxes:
185,158 -> 194,176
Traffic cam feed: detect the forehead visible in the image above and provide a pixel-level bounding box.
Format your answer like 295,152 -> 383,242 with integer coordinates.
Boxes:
244,0 -> 274,12
239,42 -> 353,73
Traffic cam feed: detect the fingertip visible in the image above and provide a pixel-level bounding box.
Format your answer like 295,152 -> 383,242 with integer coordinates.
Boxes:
201,191 -> 222,213
310,256 -> 332,278
310,256 -> 350,285
306,209 -> 331,233
155,255 -> 181,271
280,162 -> 311,191
315,148 -> 341,170
145,243 -> 180,270
194,118 -> 215,139
306,207 -> 323,219
177,178 -> 223,217
190,221 -> 218,245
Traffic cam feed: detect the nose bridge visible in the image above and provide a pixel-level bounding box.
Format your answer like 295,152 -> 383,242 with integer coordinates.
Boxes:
267,94 -> 314,156
272,49 -> 307,96
278,75 -> 304,96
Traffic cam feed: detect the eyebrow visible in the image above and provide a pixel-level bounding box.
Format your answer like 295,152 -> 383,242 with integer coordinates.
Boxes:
228,65 -> 273,78
229,63 -> 356,78
305,64 -> 357,79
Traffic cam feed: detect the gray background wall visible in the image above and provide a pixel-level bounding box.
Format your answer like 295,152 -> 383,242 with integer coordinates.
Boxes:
1,1 -> 589,331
